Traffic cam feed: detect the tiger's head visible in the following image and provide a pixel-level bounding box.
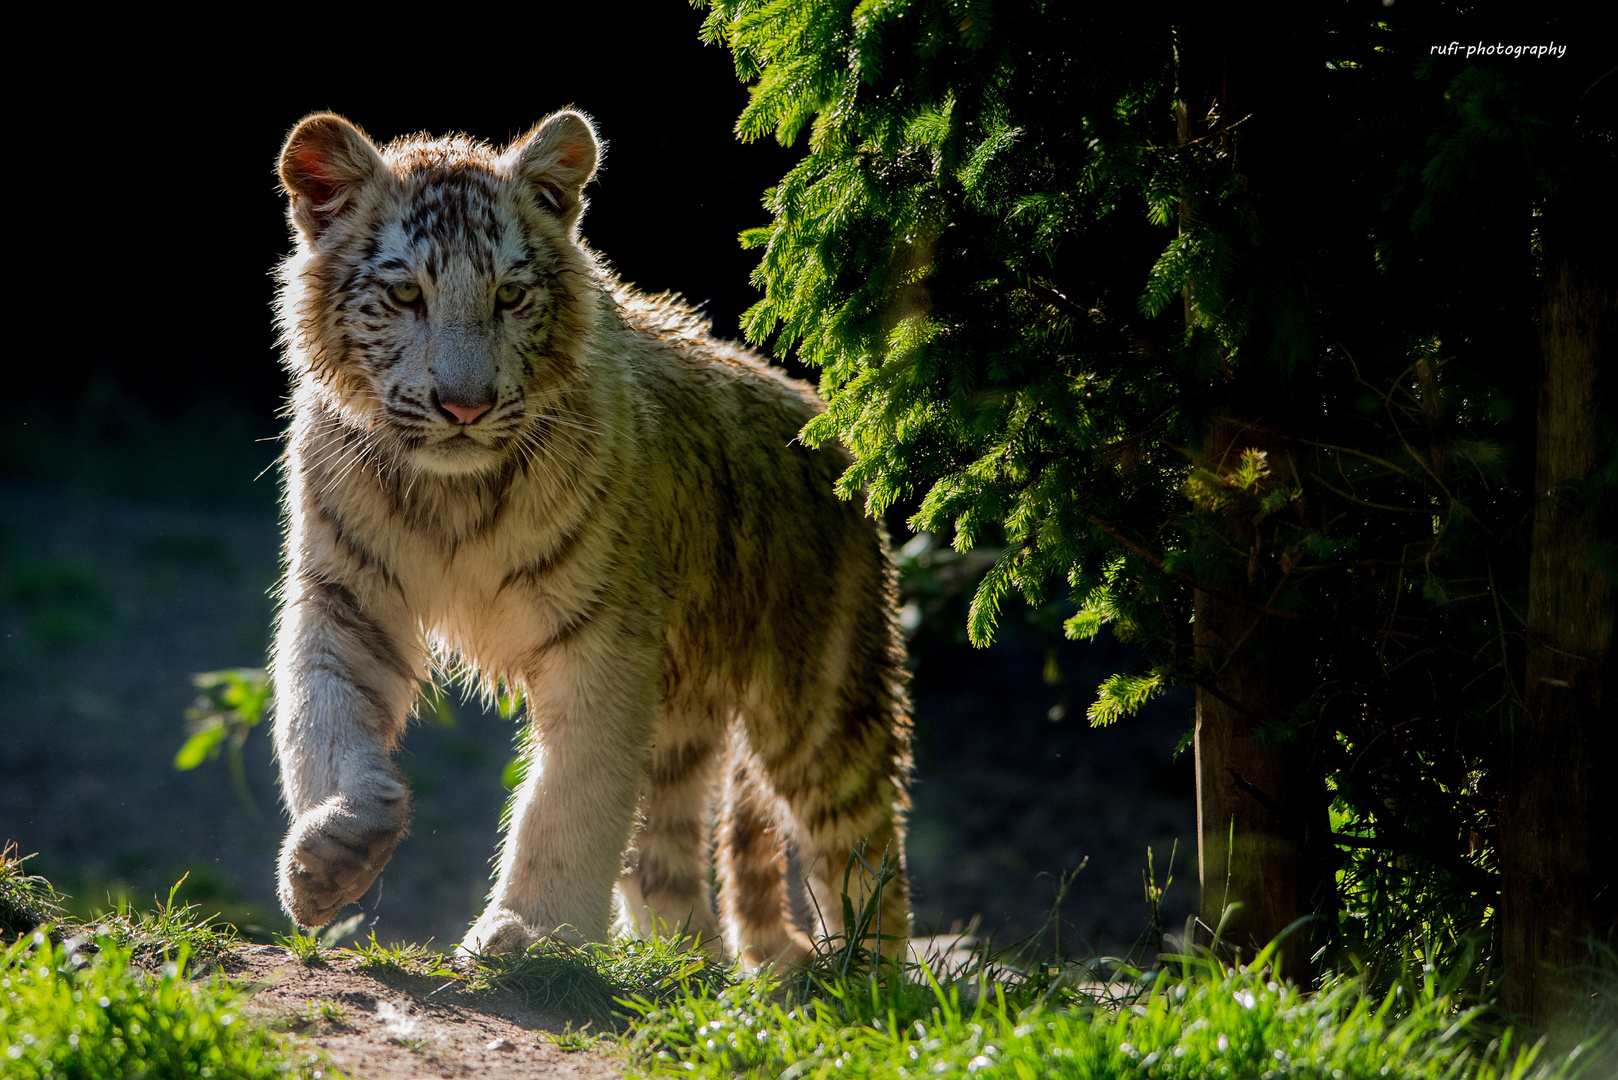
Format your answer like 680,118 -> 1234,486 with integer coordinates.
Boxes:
275,111 -> 600,478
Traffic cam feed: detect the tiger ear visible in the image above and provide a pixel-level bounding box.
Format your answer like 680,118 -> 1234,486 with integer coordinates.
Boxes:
278,113 -> 386,240
502,110 -> 600,229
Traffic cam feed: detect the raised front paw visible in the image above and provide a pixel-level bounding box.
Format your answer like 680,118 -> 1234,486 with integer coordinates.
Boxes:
278,793 -> 409,928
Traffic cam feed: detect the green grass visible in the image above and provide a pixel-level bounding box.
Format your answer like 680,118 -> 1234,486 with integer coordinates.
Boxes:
0,847 -> 66,942
273,912 -> 375,969
343,931 -> 456,978
276,927 -> 329,968
460,932 -> 731,1028
334,922 -> 730,1029
90,881 -> 241,974
3,856 -> 335,1078
547,1019 -> 608,1052
7,852 -> 1611,1079
618,856 -> 1606,1080
627,946 -> 1599,1080
0,930 -> 328,1080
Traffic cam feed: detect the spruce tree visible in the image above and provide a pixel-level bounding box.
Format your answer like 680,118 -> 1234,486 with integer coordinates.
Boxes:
700,0 -> 1615,1006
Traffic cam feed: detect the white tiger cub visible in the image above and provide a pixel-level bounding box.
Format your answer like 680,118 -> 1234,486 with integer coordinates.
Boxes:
270,109 -> 911,965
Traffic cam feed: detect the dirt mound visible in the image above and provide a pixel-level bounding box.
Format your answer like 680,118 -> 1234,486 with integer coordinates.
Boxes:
229,945 -> 624,1080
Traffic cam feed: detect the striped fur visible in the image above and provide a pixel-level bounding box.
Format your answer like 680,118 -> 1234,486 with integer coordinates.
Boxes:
269,111 -> 911,964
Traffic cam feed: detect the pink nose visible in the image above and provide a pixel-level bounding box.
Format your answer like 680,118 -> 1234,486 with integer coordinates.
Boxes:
442,402 -> 491,425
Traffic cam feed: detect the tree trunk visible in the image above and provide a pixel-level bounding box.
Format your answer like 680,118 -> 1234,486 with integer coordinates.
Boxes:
1191,421 -> 1333,978
1193,605 -> 1320,965
1500,180 -> 1616,1027
1176,8 -> 1335,981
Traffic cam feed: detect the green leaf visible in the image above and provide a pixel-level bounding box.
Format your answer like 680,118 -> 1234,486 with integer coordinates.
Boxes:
1234,448 -> 1269,490
1063,607 -> 1104,641
1087,670 -> 1165,727
174,725 -> 228,770
192,668 -> 270,726
966,549 -> 1020,648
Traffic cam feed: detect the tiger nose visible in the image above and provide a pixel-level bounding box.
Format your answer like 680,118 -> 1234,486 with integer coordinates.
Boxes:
441,401 -> 491,424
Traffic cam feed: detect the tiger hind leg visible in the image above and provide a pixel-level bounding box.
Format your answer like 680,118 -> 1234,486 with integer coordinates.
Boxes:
715,733 -> 811,968
617,730 -> 723,955
757,668 -> 912,965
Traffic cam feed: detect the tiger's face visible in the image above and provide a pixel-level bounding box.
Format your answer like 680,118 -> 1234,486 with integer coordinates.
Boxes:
276,113 -> 599,478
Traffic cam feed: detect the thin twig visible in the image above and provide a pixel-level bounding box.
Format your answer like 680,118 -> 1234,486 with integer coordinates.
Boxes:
1311,473 -> 1424,514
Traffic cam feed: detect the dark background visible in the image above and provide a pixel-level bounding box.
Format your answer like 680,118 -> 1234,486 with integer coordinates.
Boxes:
2,12 -> 1195,957
12,9 -> 803,494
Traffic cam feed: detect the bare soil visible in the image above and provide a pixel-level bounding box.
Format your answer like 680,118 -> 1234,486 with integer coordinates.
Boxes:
227,944 -> 626,1080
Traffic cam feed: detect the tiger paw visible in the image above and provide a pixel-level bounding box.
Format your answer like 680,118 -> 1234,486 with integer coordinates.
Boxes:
458,907 -> 588,959
278,794 -> 408,927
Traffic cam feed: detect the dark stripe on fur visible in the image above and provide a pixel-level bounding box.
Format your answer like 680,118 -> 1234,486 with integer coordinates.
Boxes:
313,500 -> 401,593
298,575 -> 413,683
647,738 -> 714,789
496,509 -> 595,595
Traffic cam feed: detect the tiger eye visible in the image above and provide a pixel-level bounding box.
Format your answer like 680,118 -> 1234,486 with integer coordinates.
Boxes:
496,282 -> 525,307
390,282 -> 422,304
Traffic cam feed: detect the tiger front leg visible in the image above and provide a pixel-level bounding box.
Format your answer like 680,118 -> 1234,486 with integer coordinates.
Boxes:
272,575 -> 422,928
462,616 -> 658,955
